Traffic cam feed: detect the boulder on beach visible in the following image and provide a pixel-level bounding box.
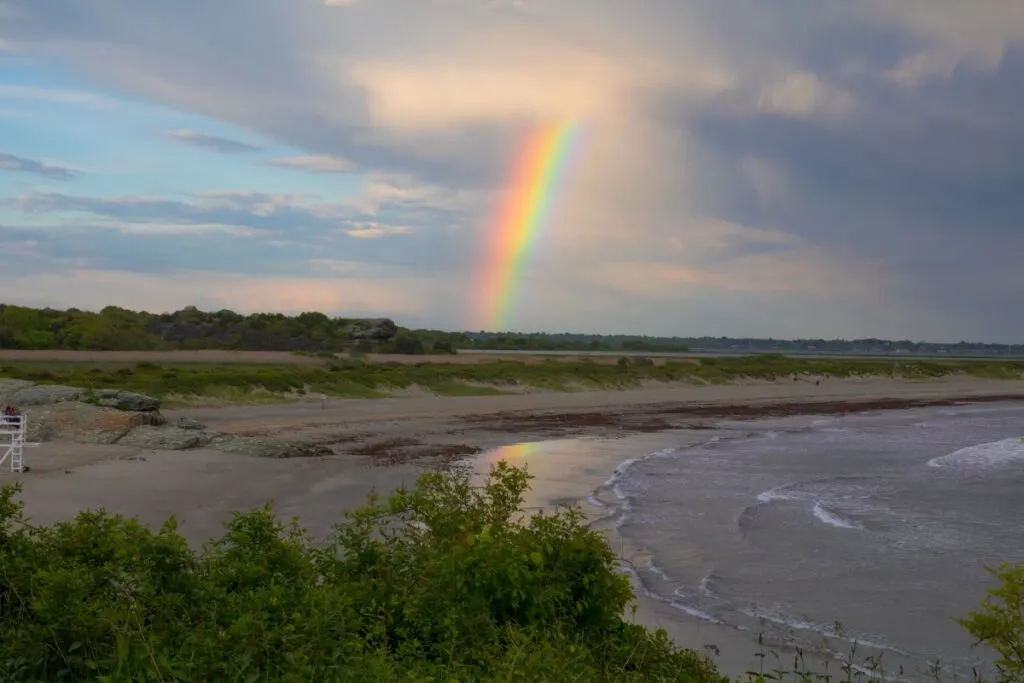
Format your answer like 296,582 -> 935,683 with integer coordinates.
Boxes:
92,389 -> 161,412
207,433 -> 332,459
116,425 -> 214,450
175,416 -> 207,430
115,424 -> 331,459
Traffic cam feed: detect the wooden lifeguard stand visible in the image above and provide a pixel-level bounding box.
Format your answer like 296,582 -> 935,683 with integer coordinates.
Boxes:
0,415 -> 38,473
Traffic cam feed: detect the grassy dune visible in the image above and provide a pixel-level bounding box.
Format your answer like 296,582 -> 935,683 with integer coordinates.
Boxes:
1,354 -> 1022,406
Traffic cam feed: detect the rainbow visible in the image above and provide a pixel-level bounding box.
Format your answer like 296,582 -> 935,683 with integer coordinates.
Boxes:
482,442 -> 539,467
474,122 -> 584,331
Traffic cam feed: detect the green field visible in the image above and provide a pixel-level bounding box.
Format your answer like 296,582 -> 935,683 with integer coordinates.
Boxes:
1,354 -> 1022,406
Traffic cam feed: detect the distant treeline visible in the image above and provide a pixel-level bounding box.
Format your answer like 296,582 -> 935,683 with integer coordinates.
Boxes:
0,305 -> 691,355
0,304 -> 407,353
0,304 -> 1017,356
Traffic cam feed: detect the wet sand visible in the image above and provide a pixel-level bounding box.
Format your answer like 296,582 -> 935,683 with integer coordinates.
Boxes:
5,376 -> 1024,676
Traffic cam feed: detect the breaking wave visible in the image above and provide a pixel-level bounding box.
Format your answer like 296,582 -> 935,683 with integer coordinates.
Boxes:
927,437 -> 1024,471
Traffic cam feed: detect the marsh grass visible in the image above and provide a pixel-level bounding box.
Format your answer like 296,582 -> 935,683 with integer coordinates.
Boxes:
0,355 -> 1021,404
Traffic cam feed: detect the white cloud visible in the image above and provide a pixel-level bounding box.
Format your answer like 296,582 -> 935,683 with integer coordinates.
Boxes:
0,85 -> 118,109
354,172 -> 481,215
344,223 -> 412,239
756,71 -> 857,119
1,269 -> 430,317
262,154 -> 354,173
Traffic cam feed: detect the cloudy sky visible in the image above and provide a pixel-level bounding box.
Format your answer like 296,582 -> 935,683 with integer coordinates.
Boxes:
0,0 -> 1022,341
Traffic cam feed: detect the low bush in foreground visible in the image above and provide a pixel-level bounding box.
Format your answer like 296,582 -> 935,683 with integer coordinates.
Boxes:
0,464 -> 724,682
2,464 -> 1023,682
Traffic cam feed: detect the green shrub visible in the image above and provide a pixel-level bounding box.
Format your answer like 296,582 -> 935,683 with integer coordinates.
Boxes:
431,340 -> 456,354
959,563 -> 1024,682
0,465 -> 724,682
390,333 -> 426,355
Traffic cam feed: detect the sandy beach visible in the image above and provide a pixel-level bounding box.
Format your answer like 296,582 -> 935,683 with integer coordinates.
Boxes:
5,374 -> 1024,677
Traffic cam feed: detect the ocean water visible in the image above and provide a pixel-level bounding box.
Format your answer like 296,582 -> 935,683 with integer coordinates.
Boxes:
599,402 -> 1024,675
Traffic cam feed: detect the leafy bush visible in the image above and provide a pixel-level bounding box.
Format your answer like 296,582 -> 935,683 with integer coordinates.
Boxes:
959,564 -> 1024,682
388,333 -> 426,355
0,464 -> 724,682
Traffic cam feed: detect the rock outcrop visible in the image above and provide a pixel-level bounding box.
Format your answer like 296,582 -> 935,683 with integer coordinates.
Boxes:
115,425 -> 331,458
116,425 -> 212,450
11,384 -> 85,406
92,389 -> 161,412
5,380 -> 330,459
22,402 -> 164,444
0,379 -> 33,404
174,416 -> 207,430
206,434 -> 332,459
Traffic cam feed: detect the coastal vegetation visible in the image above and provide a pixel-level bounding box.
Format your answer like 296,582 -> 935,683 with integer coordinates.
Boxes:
0,464 -> 723,682
5,302 -> 1020,357
1,465 -> 1021,682
0,304 -> 689,354
1,354 -> 1022,405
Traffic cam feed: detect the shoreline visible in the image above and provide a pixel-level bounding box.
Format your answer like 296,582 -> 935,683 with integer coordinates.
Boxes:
165,376 -> 1024,468
5,378 -> 1024,678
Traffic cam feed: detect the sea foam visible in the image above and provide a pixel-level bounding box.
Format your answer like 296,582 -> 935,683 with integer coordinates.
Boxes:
927,436 -> 1024,471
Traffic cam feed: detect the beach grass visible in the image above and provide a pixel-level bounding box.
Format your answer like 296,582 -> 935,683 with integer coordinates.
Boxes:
0,355 -> 1021,404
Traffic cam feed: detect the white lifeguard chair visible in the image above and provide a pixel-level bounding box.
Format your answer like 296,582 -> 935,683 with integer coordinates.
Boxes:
0,414 -> 39,473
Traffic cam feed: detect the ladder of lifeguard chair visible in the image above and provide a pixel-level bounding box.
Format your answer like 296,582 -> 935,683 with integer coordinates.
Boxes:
11,423 -> 23,472
1,416 -> 27,473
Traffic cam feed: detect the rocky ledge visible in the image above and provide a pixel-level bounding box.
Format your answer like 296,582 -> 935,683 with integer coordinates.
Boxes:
0,379 -> 330,459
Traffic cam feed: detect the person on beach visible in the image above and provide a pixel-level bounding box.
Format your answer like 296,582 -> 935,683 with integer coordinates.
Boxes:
2,405 -> 20,425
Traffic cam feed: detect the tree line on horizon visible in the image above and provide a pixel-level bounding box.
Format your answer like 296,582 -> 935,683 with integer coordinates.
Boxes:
0,303 -> 1016,356
0,304 -> 692,354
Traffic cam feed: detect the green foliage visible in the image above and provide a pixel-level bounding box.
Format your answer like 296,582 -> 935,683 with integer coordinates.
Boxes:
460,332 -> 691,353
0,354 -> 1021,405
959,564 -> 1024,682
0,304 -> 395,352
0,465 -> 725,682
387,333 -> 426,355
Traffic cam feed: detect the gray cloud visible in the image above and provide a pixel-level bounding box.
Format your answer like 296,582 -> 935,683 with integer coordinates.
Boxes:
3,0 -> 1024,339
162,129 -> 263,153
0,152 -> 77,180
261,154 -> 353,173
6,189 -> 473,274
